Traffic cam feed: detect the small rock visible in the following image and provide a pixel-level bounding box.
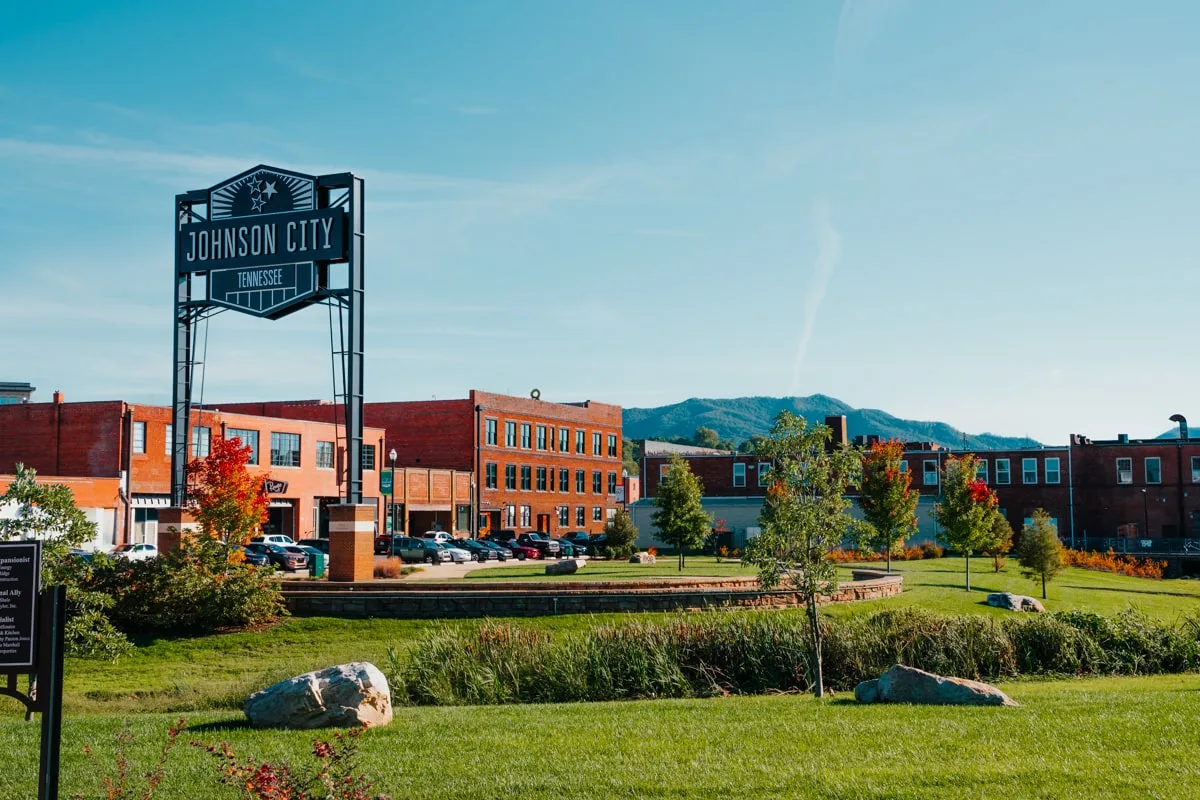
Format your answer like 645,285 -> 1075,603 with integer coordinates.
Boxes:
854,678 -> 880,704
630,552 -> 657,564
875,664 -> 1017,707
245,662 -> 393,729
986,592 -> 1045,613
545,558 -> 586,575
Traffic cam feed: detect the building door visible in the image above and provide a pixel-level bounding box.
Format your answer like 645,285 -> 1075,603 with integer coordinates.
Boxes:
536,513 -> 550,533
265,502 -> 296,539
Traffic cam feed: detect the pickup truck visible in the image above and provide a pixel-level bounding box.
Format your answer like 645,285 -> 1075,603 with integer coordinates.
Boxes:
517,532 -> 561,559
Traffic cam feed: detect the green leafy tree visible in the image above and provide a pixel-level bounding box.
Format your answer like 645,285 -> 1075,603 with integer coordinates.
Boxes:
652,454 -> 712,571
622,438 -> 641,476
742,412 -> 864,698
603,508 -> 639,559
1018,509 -> 1065,599
983,514 -> 1014,573
933,454 -> 999,591
857,439 -> 919,572
693,426 -> 722,449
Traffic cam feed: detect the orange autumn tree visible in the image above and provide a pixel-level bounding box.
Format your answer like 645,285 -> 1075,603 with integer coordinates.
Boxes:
857,439 -> 919,573
188,436 -> 269,544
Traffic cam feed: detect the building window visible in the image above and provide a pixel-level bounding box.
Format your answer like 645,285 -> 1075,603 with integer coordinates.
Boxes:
485,463 -> 497,489
132,421 -> 146,454
923,460 -> 938,486
226,428 -> 259,464
191,426 -> 211,458
608,471 -> 618,494
733,463 -> 747,488
975,459 -> 988,483
165,424 -> 173,456
505,505 -> 516,527
576,469 -> 585,493
520,423 -> 531,449
576,506 -> 585,525
316,441 -> 334,470
659,464 -> 669,481
536,425 -> 547,450
558,506 -> 569,526
520,505 -> 531,528
592,471 -> 602,493
1022,458 -> 1037,484
608,434 -> 618,458
607,508 -> 616,520
486,419 -> 497,446
592,506 -> 603,522
593,432 -> 602,456
995,458 -> 1010,485
1145,457 -> 1162,484
576,430 -> 585,454
559,468 -> 569,492
1045,457 -> 1061,485
1192,456 -> 1200,483
505,421 -> 516,447
270,432 -> 300,467
758,463 -> 771,487
520,465 -> 532,491
1116,457 -> 1133,485
536,467 -> 547,491
559,428 -> 569,452
505,464 -> 517,490
899,460 -> 908,473
361,445 -> 376,471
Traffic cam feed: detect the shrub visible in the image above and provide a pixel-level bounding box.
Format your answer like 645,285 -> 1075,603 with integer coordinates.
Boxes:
89,536 -> 284,634
603,509 -> 638,559
374,558 -> 404,579
829,548 -> 879,563
920,543 -> 944,559
51,554 -> 134,660
1063,549 -> 1165,579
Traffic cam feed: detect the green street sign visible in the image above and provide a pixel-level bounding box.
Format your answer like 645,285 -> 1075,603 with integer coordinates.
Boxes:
380,471 -> 393,495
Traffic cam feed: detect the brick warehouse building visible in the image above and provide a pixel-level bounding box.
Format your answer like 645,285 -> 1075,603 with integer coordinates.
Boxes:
221,390 -> 624,536
0,395 -> 393,546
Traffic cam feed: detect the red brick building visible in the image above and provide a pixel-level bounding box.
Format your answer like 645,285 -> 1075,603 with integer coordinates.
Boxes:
0,395 -> 390,546
221,390 -> 624,536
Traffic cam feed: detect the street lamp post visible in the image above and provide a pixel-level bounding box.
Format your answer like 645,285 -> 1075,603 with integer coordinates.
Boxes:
1170,415 -> 1188,541
389,449 -> 397,534
1142,488 -> 1149,540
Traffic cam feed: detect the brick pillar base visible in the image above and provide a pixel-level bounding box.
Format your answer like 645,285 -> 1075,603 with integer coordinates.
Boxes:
328,504 -> 377,582
157,507 -> 200,553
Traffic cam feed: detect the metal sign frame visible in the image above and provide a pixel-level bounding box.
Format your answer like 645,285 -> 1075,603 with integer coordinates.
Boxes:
171,167 -> 365,508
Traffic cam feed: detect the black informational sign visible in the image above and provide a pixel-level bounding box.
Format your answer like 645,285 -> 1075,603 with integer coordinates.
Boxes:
0,541 -> 40,670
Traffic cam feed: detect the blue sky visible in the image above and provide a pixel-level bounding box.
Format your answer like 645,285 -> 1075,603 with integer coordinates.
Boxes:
2,0 -> 1197,445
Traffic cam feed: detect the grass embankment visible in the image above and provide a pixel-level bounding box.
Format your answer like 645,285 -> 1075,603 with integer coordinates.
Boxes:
1,675 -> 1197,799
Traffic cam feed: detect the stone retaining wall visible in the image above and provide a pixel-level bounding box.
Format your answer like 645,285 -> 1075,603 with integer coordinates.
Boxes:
282,571 -> 902,619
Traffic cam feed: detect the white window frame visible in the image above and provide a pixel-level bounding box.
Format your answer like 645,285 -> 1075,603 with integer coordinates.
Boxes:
558,505 -> 569,526
1045,457 -> 1061,485
505,421 -> 516,447
316,441 -> 335,470
1145,457 -> 1162,485
577,469 -> 586,493
520,423 -> 531,449
733,462 -> 747,488
757,462 -> 771,487
1191,456 -> 1200,483
608,434 -> 618,458
1022,458 -> 1037,485
505,505 -> 516,527
593,432 -> 602,456
191,425 -> 211,459
994,458 -> 1010,485
576,430 -> 585,454
576,506 -> 585,525
226,427 -> 259,464
592,506 -> 603,522
485,462 -> 497,489
923,459 -> 938,486
975,459 -> 988,483
270,431 -> 301,468
519,505 -> 531,528
559,428 -> 570,452
485,418 -> 498,446
536,425 -> 547,451
132,421 -> 146,454
361,444 -> 376,471
165,424 -> 173,456
608,471 -> 618,495
1116,457 -> 1133,485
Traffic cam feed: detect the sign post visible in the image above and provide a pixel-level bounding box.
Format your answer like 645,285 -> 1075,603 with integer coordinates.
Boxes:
0,542 -> 65,800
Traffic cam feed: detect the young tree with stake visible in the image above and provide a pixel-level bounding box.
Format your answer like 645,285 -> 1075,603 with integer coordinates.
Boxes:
743,412 -> 864,698
652,454 -> 712,570
933,454 -> 999,591
1018,508 -> 1065,599
857,439 -> 919,572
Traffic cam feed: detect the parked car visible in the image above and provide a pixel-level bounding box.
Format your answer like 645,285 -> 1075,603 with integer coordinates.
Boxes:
517,533 -> 560,559
296,538 -> 330,554
491,529 -> 519,543
67,548 -> 96,564
588,534 -> 608,553
563,531 -> 593,551
475,539 -> 511,561
390,536 -> 444,564
374,533 -> 396,555
435,541 -> 472,563
229,544 -> 271,567
419,531 -> 455,545
111,543 -> 158,561
250,534 -> 296,546
244,542 -> 307,571
553,538 -> 579,558
454,538 -> 499,562
486,536 -> 536,560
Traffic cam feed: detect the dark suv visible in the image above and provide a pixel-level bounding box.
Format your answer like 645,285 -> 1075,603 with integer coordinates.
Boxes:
517,532 -> 561,559
390,536 -> 444,564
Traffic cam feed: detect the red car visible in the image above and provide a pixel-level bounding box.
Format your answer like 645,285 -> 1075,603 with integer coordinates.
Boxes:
488,535 -> 537,561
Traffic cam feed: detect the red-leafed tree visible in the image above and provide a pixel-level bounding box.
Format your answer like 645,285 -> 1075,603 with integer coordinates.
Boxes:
934,454 -> 1000,591
188,436 -> 269,544
857,439 -> 919,572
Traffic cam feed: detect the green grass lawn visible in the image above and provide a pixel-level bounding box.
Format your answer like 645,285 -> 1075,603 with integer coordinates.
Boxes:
2,674 -> 1198,799
467,555 -> 758,581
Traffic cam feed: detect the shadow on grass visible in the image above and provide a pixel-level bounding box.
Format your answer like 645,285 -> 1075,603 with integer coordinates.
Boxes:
1059,583 -> 1200,599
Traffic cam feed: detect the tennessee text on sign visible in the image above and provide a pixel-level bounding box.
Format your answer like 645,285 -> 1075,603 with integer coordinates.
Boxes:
0,541 -> 41,671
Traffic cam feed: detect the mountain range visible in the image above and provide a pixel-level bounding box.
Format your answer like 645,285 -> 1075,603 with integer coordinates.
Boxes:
622,395 -> 1042,451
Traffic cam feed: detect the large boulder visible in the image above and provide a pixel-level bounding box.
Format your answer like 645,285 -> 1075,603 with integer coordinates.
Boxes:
857,664 -> 1017,707
245,662 -> 393,729
545,558 -> 586,575
630,552 -> 657,564
986,592 -> 1045,613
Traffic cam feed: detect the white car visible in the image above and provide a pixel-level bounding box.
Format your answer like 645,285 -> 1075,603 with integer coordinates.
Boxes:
420,531 -> 455,545
112,543 -> 158,561
251,534 -> 296,546
435,541 -> 472,563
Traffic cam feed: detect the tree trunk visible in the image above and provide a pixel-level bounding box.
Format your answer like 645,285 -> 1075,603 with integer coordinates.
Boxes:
678,547 -> 684,572
965,552 -> 971,591
808,589 -> 824,698
886,545 -> 892,573
1042,571 -> 1047,600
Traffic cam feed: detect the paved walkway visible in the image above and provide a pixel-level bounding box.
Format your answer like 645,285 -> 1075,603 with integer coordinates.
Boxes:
374,554 -> 560,580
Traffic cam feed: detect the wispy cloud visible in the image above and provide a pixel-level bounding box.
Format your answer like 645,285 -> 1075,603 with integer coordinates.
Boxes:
834,0 -> 905,83
790,203 -> 842,395
452,104 -> 500,116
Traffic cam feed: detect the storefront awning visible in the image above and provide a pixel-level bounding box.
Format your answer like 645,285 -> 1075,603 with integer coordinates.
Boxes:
131,494 -> 172,507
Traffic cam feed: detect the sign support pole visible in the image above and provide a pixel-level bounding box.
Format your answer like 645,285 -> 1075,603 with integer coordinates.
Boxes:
36,586 -> 65,800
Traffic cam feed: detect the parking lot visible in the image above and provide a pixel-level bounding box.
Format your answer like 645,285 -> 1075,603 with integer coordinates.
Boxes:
374,553 -> 574,580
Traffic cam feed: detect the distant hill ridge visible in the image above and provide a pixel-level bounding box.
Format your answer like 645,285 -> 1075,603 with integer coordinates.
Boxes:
622,394 -> 1042,451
